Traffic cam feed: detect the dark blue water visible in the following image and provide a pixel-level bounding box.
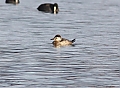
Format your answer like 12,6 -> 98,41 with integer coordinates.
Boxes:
0,0 -> 120,88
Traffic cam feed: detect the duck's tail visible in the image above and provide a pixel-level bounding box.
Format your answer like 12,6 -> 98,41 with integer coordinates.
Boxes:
71,39 -> 75,43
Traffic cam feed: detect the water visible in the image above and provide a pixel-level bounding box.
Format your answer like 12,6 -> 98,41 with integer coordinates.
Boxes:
0,0 -> 120,88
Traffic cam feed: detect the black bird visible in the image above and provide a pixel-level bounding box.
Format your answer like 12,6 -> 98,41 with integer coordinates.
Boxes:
5,0 -> 20,4
37,3 -> 59,14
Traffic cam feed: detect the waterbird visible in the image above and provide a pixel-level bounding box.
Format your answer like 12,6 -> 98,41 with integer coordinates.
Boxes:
51,35 -> 75,47
5,0 -> 20,4
37,3 -> 59,14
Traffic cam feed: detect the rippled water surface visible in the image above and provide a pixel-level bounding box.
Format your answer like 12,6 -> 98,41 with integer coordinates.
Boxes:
0,0 -> 120,88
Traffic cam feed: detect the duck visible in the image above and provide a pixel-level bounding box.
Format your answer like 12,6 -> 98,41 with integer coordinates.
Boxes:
51,35 -> 75,47
37,3 -> 59,14
5,0 -> 20,4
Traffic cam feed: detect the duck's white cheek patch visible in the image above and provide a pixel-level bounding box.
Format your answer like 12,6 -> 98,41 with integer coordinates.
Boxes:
54,6 -> 57,14
16,0 -> 19,3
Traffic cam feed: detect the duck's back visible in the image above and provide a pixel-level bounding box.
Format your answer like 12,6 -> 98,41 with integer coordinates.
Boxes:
61,39 -> 73,45
53,38 -> 73,47
37,3 -> 53,13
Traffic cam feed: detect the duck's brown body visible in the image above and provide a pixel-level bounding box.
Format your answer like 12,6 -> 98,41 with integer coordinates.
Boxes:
51,35 -> 75,47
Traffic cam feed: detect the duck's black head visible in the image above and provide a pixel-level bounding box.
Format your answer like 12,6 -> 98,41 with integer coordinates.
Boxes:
54,34 -> 61,38
51,34 -> 61,40
53,3 -> 59,13
54,3 -> 58,7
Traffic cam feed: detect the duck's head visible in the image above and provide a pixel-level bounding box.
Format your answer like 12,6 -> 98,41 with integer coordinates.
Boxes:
53,3 -> 59,14
51,35 -> 62,42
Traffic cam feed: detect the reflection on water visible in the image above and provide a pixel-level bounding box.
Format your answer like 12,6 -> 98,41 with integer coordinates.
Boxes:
0,0 -> 120,88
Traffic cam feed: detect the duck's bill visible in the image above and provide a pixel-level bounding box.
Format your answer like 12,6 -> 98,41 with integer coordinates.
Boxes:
50,38 -> 54,40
